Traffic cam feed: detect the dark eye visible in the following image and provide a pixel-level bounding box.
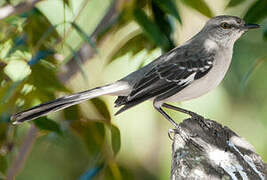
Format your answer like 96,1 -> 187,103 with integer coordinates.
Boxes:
220,22 -> 231,29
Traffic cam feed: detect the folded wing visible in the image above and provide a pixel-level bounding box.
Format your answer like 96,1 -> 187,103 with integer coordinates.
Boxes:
115,48 -> 215,114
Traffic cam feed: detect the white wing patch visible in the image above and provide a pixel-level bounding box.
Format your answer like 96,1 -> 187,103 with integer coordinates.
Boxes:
178,72 -> 196,85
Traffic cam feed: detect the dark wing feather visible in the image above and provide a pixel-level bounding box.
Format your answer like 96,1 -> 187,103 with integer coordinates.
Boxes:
115,47 -> 216,114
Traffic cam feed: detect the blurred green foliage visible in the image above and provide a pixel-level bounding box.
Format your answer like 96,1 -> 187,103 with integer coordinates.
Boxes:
0,0 -> 266,179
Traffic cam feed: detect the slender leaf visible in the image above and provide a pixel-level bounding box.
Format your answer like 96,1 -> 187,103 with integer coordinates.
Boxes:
244,0 -> 267,23
111,125 -> 121,155
0,113 -> 10,123
263,26 -> 267,41
35,24 -> 58,50
108,34 -> 154,65
0,155 -> 7,174
0,81 -> 21,105
34,117 -> 62,135
67,45 -> 89,83
79,165 -> 104,180
133,9 -> 169,50
71,22 -> 98,53
62,0 -> 70,6
181,0 -> 213,17
240,57 -> 266,90
152,0 -> 181,23
104,162 -> 122,180
0,39 -> 13,60
0,123 -> 8,147
152,1 -> 175,51
30,63 -> 69,93
28,50 -> 54,66
23,8 -> 59,46
63,105 -> 80,121
226,0 -> 244,8
71,121 -> 105,156
91,98 -> 111,122
7,36 -> 27,56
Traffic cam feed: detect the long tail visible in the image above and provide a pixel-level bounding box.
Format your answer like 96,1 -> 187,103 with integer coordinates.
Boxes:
11,82 -> 130,124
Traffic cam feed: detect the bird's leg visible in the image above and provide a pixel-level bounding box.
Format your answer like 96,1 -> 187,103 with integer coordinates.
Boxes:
154,105 -> 179,128
162,103 -> 204,120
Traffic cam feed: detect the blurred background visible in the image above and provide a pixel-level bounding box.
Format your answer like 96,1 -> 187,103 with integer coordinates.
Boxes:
0,0 -> 267,179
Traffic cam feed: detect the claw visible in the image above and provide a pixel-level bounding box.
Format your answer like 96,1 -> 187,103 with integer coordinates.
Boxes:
168,129 -> 175,140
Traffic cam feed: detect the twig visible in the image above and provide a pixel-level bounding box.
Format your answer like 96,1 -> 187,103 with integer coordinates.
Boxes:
0,0 -> 44,20
58,0 -> 119,83
4,1 -> 117,179
6,125 -> 38,180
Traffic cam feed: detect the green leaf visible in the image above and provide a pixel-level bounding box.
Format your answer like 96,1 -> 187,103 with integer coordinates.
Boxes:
108,34 -> 154,65
226,0 -> 244,8
63,105 -> 80,121
34,117 -> 62,135
240,57 -> 266,90
62,0 -> 70,6
0,81 -> 21,106
0,123 -> 8,147
0,155 -> 7,174
30,63 -> 69,93
4,60 -> 31,82
181,0 -> 213,18
71,121 -> 105,156
0,39 -> 13,60
91,98 -> 111,122
152,0 -> 182,23
133,9 -> 169,50
71,22 -> 98,53
244,0 -> 267,23
152,1 -> 176,51
8,50 -> 32,62
23,8 -> 59,46
79,165 -> 104,180
263,27 -> 267,41
111,125 -> 121,156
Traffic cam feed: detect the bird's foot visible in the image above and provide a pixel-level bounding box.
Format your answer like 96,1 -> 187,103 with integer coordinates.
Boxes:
168,128 -> 176,140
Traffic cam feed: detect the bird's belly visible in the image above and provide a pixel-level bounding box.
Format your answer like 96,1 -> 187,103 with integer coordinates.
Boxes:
163,54 -> 232,103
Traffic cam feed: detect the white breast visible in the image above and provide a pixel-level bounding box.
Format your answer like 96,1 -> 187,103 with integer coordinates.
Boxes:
161,47 -> 233,103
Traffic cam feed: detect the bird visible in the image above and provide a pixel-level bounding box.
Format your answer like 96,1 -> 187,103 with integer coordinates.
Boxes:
11,15 -> 260,127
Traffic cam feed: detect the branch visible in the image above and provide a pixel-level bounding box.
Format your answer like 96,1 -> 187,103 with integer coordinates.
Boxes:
4,1 -> 117,179
58,0 -> 118,83
6,125 -> 38,180
0,0 -> 44,20
170,118 -> 267,180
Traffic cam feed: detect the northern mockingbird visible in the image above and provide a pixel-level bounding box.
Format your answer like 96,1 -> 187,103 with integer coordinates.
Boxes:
11,15 -> 259,127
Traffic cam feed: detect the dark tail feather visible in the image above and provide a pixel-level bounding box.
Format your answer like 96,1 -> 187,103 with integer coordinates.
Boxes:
114,95 -> 153,115
12,82 -> 130,124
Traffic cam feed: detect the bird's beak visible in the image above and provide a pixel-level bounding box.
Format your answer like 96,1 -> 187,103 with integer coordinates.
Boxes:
243,23 -> 260,30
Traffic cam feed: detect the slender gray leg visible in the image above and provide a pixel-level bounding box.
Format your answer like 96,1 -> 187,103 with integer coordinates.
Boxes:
153,102 -> 179,128
162,103 -> 203,119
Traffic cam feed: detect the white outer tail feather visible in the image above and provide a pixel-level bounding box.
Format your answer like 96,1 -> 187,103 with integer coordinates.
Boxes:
12,81 -> 130,124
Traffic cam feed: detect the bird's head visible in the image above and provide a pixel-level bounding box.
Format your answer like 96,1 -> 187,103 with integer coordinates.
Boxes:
201,15 -> 260,47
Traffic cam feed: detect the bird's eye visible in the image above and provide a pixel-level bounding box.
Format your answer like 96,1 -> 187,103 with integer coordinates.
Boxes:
220,22 -> 231,29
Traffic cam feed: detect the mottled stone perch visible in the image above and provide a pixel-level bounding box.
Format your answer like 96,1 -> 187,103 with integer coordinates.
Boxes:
170,118 -> 267,180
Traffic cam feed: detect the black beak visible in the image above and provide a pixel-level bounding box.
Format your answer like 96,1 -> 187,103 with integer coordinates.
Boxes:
244,23 -> 260,30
